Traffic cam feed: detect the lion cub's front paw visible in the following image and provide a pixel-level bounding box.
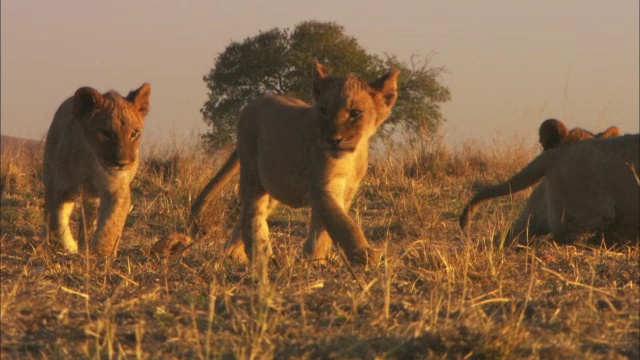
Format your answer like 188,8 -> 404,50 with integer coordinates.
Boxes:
225,241 -> 249,264
346,247 -> 381,266
91,240 -> 119,257
56,239 -> 79,254
48,232 -> 79,254
60,238 -> 79,254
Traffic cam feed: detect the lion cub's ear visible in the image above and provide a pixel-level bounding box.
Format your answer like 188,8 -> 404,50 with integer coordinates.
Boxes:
126,83 -> 151,116
73,87 -> 104,121
370,69 -> 400,123
539,118 -> 569,151
312,59 -> 329,101
370,69 -> 400,106
596,126 -> 620,139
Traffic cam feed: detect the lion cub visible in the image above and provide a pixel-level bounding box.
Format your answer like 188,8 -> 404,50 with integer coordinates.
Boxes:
460,134 -> 638,245
191,60 -> 399,266
43,83 -> 151,256
460,118 -> 622,245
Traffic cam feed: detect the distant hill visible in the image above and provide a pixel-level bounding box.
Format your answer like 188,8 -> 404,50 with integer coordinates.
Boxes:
1,135 -> 43,153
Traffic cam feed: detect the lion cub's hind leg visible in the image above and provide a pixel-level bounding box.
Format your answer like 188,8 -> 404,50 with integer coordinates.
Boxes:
225,198 -> 278,264
239,173 -> 276,271
46,194 -> 78,253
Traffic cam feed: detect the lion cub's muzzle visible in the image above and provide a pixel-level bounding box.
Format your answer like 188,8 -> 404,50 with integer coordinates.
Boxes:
320,137 -> 356,153
101,155 -> 136,171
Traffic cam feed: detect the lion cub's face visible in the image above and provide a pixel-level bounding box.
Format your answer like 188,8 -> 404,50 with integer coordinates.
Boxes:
312,61 -> 399,157
73,84 -> 151,171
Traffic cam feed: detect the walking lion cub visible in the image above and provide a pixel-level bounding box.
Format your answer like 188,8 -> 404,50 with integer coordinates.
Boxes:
43,83 -> 151,256
191,60 -> 399,265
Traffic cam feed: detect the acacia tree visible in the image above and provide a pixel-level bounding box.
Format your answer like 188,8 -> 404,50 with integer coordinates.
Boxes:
201,20 -> 450,149
384,54 -> 451,140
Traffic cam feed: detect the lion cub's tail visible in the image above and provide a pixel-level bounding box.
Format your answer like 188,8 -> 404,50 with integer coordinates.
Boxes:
189,150 -> 240,232
459,151 -> 555,230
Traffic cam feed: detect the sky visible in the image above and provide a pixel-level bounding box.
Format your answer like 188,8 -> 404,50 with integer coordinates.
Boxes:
2,0 -> 638,147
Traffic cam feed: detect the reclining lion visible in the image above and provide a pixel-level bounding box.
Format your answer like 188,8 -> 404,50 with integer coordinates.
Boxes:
496,119 -> 620,242
460,133 -> 639,245
190,60 -> 399,266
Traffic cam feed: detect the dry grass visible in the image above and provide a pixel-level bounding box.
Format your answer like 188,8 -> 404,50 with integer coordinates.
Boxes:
1,136 -> 638,359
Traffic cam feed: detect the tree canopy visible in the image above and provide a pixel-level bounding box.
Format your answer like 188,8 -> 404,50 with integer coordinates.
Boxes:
201,20 -> 450,149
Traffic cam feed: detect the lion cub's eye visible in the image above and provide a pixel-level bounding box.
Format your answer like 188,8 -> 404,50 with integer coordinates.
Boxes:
131,130 -> 140,140
349,109 -> 362,120
98,129 -> 111,142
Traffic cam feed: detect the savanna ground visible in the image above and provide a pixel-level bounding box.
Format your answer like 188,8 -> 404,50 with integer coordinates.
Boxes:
1,135 -> 638,359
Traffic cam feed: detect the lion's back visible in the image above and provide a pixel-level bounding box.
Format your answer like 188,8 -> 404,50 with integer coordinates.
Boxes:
238,94 -> 312,134
545,134 -> 640,239
236,94 -> 317,207
237,94 -> 316,162
43,97 -> 91,189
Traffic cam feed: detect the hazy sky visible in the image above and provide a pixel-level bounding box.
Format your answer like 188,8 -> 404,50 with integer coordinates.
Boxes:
2,0 -> 638,146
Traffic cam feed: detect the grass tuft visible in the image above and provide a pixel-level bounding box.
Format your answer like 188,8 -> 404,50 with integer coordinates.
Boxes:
1,136 -> 637,358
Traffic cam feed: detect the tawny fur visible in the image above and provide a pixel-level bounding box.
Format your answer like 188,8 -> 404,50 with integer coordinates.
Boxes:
502,119 -> 621,242
191,60 -> 399,265
460,134 -> 639,245
43,83 -> 151,256
539,118 -> 620,150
